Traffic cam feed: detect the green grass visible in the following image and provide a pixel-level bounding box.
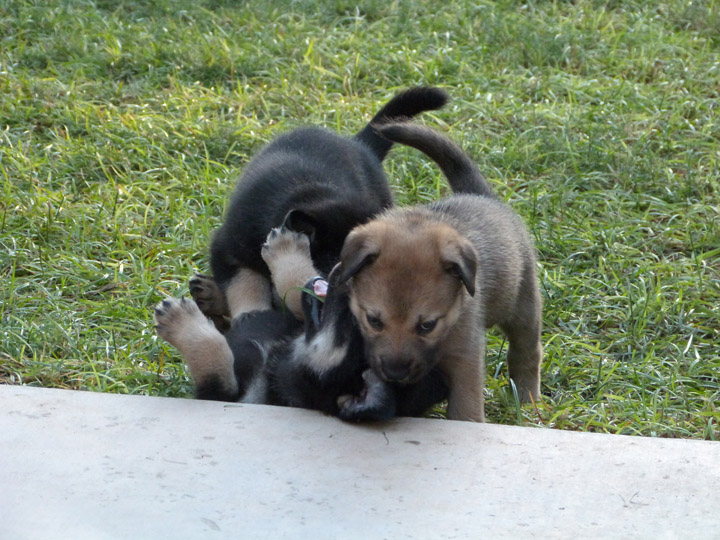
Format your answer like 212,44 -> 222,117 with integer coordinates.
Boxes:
1,0 -> 718,439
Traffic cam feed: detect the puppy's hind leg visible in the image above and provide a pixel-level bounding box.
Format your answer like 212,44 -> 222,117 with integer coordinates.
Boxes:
501,320 -> 542,404
189,273 -> 230,332
155,297 -> 239,401
500,278 -> 542,402
225,268 -> 273,320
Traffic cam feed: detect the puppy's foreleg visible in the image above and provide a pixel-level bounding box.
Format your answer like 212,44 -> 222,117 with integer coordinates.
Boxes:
155,297 -> 238,401
225,268 -> 273,319
337,369 -> 397,422
189,273 -> 229,317
443,354 -> 485,422
261,227 -> 320,321
439,314 -> 486,422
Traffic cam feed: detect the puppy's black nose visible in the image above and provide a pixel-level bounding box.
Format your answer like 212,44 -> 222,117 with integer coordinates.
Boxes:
380,359 -> 411,382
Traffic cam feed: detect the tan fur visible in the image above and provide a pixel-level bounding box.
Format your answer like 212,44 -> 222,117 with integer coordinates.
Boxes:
340,203 -> 542,422
225,268 -> 273,319
154,298 -> 238,397
261,227 -> 321,321
438,306 -> 486,422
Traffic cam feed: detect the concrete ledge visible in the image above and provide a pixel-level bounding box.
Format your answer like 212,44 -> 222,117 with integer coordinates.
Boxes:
1,385 -> 718,539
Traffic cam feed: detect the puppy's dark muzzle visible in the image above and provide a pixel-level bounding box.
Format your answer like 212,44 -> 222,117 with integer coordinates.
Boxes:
378,358 -> 417,385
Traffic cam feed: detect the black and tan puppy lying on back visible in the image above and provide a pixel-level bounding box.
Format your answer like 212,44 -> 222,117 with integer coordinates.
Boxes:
338,124 -> 543,422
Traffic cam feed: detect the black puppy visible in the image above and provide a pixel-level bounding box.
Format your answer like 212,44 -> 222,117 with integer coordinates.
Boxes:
190,87 -> 449,326
155,239 -> 448,421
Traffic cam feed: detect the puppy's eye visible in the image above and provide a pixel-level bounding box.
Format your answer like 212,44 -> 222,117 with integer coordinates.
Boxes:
416,319 -> 438,336
366,313 -> 384,331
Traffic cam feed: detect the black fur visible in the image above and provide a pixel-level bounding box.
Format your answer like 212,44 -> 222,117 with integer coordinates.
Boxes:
209,87 -> 449,292
376,122 -> 496,197
225,309 -> 300,401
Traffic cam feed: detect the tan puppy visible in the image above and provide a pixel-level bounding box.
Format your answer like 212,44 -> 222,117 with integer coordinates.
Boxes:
338,124 -> 542,422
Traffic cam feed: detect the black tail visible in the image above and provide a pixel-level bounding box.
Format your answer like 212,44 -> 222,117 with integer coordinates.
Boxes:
355,87 -> 449,161
376,123 -> 496,198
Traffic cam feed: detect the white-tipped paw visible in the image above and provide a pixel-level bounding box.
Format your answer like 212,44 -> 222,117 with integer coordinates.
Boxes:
261,226 -> 311,270
154,297 -> 205,346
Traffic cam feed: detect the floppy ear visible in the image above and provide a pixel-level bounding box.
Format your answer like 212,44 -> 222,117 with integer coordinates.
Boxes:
282,209 -> 317,241
337,230 -> 379,284
326,262 -> 347,290
441,238 -> 477,297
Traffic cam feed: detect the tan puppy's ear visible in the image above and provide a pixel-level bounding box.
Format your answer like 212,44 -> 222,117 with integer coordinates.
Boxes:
441,238 -> 477,296
327,262 -> 350,293
338,229 -> 379,284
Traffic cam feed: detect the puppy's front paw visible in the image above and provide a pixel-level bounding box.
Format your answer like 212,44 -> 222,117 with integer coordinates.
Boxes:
261,226 -> 318,320
154,297 -> 205,347
189,274 -> 229,317
261,226 -> 311,271
337,393 -> 354,410
336,370 -> 397,422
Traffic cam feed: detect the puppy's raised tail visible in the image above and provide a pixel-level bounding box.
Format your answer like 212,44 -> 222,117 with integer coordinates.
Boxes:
355,87 -> 448,161
377,123 -> 496,198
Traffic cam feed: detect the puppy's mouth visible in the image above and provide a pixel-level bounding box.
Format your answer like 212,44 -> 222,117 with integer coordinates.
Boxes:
374,358 -> 424,386
301,277 -> 328,330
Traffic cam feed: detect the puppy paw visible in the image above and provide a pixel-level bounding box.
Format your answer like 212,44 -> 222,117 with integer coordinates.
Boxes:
154,296 -> 205,347
189,273 -> 229,318
337,393 -> 354,410
261,226 -> 312,271
336,370 -> 397,422
154,296 -> 238,400
261,226 -> 318,320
